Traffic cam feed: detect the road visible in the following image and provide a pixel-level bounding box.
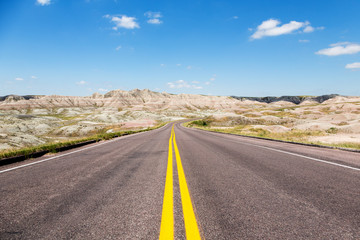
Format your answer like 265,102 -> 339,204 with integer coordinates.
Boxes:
1,122 -> 359,239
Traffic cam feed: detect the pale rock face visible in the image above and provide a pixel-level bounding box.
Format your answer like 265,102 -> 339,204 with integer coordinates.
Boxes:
91,93 -> 104,99
0,89 -> 241,111
0,90 -> 359,151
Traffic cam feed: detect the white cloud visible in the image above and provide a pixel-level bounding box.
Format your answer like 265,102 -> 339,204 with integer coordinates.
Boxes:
299,39 -> 310,43
115,45 -> 122,51
205,82 -> 211,85
330,42 -> 351,47
210,77 -> 215,81
105,15 -> 139,30
303,25 -> 314,33
187,65 -> 192,70
36,0 -> 51,6
167,80 -> 203,89
15,77 -> 23,81
233,16 -> 239,19
250,19 -> 320,40
345,62 -> 360,69
160,63 -> 165,67
98,88 -> 108,92
316,42 -> 360,56
76,81 -> 87,85
303,25 -> 325,33
145,11 -> 162,19
176,64 -> 181,67
31,76 -> 38,79
145,11 -> 163,24
192,86 -> 203,89
192,81 -> 199,84
147,18 -> 162,24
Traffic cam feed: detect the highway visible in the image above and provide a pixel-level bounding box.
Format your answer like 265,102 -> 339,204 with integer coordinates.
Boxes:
1,122 -> 359,239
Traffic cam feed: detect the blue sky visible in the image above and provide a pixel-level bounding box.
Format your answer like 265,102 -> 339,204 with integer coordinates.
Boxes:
1,0 -> 359,97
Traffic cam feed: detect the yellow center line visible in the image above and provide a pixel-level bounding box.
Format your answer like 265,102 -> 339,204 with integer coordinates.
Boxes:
159,125 -> 201,240
173,126 -> 202,240
159,127 -> 174,240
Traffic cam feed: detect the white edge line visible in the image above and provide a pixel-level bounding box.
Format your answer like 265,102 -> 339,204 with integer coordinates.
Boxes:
0,123 -> 170,174
183,125 -> 360,172
247,143 -> 360,172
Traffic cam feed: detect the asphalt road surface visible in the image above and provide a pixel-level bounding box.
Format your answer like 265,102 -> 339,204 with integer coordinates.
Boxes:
1,122 -> 359,239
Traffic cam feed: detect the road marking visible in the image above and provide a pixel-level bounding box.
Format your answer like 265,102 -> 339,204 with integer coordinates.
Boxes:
173,126 -> 202,240
186,126 -> 360,172
0,124 -> 170,174
159,127 -> 174,240
250,144 -> 360,172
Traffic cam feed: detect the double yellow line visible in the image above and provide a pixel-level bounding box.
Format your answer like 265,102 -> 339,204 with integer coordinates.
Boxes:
159,125 -> 201,240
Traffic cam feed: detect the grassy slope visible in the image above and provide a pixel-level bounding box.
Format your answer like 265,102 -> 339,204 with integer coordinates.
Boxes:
0,123 -> 167,160
184,120 -> 360,150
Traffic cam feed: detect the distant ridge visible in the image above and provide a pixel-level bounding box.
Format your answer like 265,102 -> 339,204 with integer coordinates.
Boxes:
0,91 -> 343,110
0,89 -> 239,111
231,94 -> 340,104
0,95 -> 44,102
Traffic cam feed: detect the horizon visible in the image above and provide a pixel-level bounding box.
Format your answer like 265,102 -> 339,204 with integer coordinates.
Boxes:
1,0 -> 359,97
0,88 -> 345,99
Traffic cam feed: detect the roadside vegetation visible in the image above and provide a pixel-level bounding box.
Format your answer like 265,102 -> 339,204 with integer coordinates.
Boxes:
185,117 -> 360,150
0,123 -> 166,160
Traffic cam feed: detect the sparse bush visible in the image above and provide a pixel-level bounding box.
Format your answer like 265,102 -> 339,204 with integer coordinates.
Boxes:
243,113 -> 260,118
192,120 -> 208,126
320,107 -> 331,113
248,128 -> 269,137
326,127 -> 339,134
337,121 -> 348,126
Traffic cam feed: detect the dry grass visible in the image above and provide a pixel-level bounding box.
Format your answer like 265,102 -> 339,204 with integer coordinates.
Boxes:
0,122 -> 167,160
185,119 -> 360,150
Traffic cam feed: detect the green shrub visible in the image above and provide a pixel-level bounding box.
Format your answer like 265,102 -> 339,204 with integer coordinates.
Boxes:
192,120 -> 208,126
326,127 -> 338,134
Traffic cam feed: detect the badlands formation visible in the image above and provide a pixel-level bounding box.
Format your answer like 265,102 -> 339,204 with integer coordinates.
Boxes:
0,89 -> 359,151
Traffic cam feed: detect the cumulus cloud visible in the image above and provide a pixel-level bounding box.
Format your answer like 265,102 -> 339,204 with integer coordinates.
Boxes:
15,77 -> 23,81
76,81 -> 87,85
105,15 -> 139,30
316,42 -> 360,56
167,80 -> 202,89
98,88 -> 108,92
115,45 -> 122,51
250,19 -> 322,40
345,62 -> 360,69
31,76 -> 38,79
36,0 -> 50,6
145,11 -> 163,24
